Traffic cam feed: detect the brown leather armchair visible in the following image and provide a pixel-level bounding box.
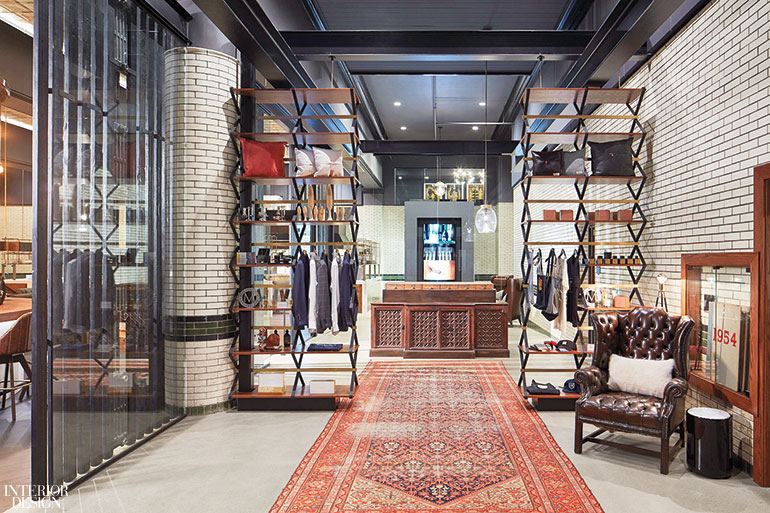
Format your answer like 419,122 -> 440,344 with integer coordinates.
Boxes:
574,307 -> 694,474
491,275 -> 521,325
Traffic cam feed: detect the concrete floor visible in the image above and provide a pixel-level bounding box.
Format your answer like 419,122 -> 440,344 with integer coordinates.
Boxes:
5,313 -> 770,512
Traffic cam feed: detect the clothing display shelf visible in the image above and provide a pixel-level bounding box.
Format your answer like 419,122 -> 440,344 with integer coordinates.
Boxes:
518,86 -> 648,405
228,87 -> 361,410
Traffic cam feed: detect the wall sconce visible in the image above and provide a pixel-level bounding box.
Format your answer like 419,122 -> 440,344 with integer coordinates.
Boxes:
655,273 -> 668,310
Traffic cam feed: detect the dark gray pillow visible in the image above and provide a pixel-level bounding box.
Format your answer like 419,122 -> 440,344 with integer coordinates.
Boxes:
589,138 -> 635,176
562,148 -> 586,176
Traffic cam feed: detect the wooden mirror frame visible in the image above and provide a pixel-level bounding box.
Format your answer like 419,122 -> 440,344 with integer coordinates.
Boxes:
681,252 -> 758,413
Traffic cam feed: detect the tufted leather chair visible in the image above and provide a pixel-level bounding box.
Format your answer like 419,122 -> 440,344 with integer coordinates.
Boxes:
574,307 -> 694,474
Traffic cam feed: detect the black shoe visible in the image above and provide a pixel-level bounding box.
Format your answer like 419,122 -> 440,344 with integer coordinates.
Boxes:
526,380 -> 560,396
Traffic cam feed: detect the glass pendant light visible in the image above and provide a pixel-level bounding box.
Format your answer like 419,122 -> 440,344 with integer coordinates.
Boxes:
475,62 -> 497,233
434,180 -> 446,197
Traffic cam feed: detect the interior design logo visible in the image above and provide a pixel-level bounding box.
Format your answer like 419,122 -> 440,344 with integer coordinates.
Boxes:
4,485 -> 68,508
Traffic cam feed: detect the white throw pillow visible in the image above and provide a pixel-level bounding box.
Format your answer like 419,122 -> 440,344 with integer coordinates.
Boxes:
295,148 -> 316,177
312,148 -> 344,177
607,354 -> 674,399
495,289 -> 504,301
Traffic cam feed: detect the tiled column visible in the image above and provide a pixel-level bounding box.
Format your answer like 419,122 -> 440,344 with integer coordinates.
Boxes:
163,47 -> 239,413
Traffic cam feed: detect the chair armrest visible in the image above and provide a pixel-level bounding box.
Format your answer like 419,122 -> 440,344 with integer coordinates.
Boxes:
575,366 -> 608,399
661,377 -> 688,418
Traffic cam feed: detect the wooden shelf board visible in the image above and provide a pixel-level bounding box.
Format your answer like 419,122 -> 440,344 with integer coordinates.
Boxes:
234,131 -> 359,145
250,284 -> 292,289
580,283 -> 639,289
582,307 -> 635,311
520,368 -> 582,372
233,307 -> 292,312
251,241 -> 357,247
526,392 -> 581,400
252,367 -> 357,373
255,114 -> 356,121
234,220 -> 353,226
523,114 -> 637,120
251,325 -> 293,330
525,132 -> 643,145
238,176 -> 358,185
233,384 -> 356,399
586,262 -> 643,267
524,241 -> 639,246
520,87 -> 643,105
524,219 -> 642,224
523,175 -> 642,185
232,87 -> 359,105
252,199 -> 357,205
234,344 -> 358,356
524,199 -> 639,204
521,349 -> 594,355
234,263 -> 292,268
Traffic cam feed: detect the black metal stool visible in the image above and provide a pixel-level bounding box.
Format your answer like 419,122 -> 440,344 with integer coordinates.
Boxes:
686,407 -> 732,478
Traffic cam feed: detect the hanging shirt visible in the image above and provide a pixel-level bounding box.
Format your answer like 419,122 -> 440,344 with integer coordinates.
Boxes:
308,252 -> 318,333
338,252 -> 357,331
292,254 -> 309,330
330,252 -> 341,334
566,253 -> 581,327
554,254 -> 569,333
315,253 -> 332,334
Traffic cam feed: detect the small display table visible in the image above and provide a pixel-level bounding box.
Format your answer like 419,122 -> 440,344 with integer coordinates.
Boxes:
686,407 -> 732,478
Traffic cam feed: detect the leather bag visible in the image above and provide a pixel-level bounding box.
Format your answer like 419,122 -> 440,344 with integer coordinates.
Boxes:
531,150 -> 562,176
589,138 -> 634,176
561,148 -> 587,176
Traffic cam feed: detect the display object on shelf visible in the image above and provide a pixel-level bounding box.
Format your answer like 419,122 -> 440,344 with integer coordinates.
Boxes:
517,86 -> 648,407
228,87 -> 361,411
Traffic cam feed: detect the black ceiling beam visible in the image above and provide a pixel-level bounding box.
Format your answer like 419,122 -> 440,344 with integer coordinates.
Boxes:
350,70 -> 530,76
282,30 -> 598,61
361,140 -> 517,157
193,0 -> 315,88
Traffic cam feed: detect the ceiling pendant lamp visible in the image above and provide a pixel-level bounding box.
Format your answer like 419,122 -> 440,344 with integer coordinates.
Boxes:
475,62 -> 497,233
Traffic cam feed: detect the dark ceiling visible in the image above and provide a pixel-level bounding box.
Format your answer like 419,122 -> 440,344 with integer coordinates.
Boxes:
308,0 -> 575,142
313,0 -> 570,30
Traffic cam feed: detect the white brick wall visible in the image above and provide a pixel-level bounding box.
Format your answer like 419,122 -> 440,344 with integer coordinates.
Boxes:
163,47 -> 239,410
514,0 -> 769,464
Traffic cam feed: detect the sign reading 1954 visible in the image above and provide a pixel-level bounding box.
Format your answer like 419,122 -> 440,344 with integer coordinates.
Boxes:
713,327 -> 738,347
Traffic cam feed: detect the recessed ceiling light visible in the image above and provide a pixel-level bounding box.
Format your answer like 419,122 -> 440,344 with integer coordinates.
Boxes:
479,102 -> 486,106
398,176 -> 403,180
400,126 -> 407,130
472,126 -> 479,131
393,101 -> 402,106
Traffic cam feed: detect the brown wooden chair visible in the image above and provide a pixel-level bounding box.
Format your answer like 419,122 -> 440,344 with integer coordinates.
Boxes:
574,307 -> 694,474
491,275 -> 521,325
0,312 -> 32,421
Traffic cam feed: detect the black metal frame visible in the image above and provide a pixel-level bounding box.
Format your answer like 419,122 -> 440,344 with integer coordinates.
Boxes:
517,86 -> 648,402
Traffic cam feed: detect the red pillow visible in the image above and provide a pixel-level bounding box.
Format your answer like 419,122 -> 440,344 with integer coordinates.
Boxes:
240,138 -> 286,177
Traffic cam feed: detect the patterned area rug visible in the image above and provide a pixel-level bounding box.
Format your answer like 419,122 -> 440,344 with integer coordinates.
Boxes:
271,361 -> 603,512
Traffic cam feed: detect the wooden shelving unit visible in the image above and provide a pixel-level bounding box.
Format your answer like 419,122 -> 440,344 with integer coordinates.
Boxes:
517,86 -> 648,407
227,87 -> 361,411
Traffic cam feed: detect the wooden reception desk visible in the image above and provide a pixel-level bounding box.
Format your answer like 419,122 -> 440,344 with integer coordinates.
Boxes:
370,282 -> 509,358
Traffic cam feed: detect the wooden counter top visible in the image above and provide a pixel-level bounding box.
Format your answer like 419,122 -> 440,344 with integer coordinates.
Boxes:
0,297 -> 31,322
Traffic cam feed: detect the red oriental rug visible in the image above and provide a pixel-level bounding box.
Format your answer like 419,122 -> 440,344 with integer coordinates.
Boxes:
270,361 -> 603,513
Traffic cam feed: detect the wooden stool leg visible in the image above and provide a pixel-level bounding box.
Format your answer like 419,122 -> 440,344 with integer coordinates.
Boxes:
9,359 -> 15,422
16,355 -> 31,402
1,361 -> 8,410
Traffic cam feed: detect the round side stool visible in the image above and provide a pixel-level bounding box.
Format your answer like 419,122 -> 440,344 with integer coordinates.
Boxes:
686,407 -> 732,478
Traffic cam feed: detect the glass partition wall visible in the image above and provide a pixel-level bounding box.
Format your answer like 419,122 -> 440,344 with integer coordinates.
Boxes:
34,0 -> 185,490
